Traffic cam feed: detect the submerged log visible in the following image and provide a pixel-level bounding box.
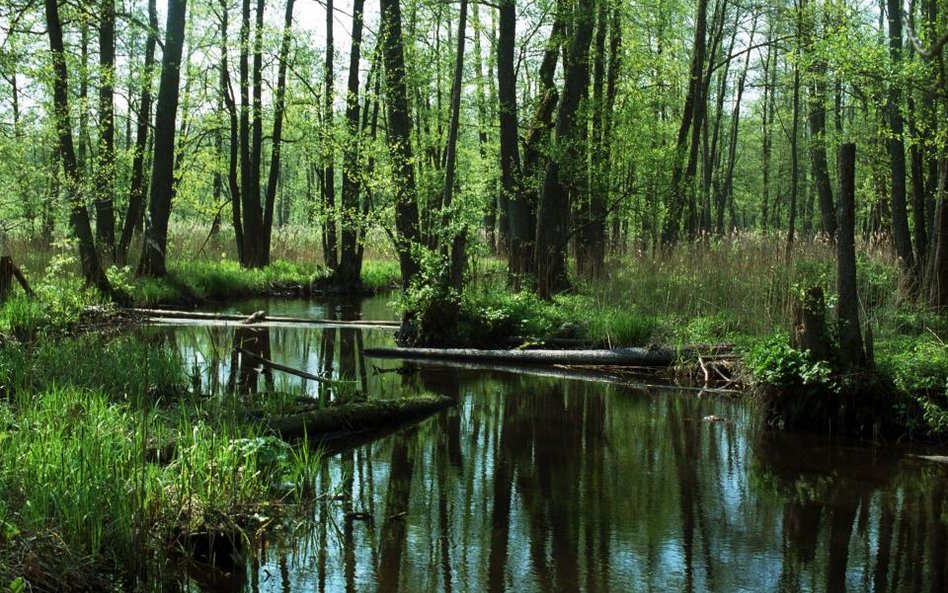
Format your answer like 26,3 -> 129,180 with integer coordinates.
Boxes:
146,395 -> 454,463
267,395 -> 455,441
235,346 -> 336,385
363,346 -> 679,367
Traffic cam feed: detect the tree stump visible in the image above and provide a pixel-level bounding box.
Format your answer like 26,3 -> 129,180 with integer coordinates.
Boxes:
0,256 -> 33,301
791,286 -> 831,362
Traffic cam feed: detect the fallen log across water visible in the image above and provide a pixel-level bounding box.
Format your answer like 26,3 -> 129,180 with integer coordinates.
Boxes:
132,307 -> 401,330
266,395 -> 455,442
363,346 -> 681,367
145,394 -> 454,464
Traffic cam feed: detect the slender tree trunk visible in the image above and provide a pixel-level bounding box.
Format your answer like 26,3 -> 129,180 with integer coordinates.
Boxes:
219,1 -> 244,262
718,16 -> 757,234
45,0 -> 111,294
788,58 -> 801,252
886,0 -> 916,275
802,0 -> 837,239
263,0 -> 296,255
237,0 -> 266,267
497,0 -> 524,277
661,0 -> 709,243
442,0 -> 469,291
137,0 -> 188,277
578,0 -> 609,278
761,23 -> 777,231
535,0 -> 596,298
379,0 -> 422,286
323,0 -> 338,270
95,0 -> 116,258
837,143 -> 866,366
472,2 -> 496,255
336,0 -> 366,289
117,0 -> 158,264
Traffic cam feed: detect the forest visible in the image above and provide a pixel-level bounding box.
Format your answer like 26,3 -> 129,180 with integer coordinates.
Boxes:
0,0 -> 948,590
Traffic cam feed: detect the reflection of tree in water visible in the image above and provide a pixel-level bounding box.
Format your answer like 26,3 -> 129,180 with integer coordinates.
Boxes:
754,433 -> 948,593
228,325 -> 273,396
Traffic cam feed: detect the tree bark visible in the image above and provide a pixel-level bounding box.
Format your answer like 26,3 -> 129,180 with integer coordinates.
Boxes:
886,0 -> 916,275
95,0 -> 116,258
801,0 -> 837,239
836,143 -> 866,367
661,0 -> 709,243
117,0 -> 158,265
44,0 -> 112,294
137,0 -> 188,277
323,0 -> 339,270
262,0 -> 296,256
535,0 -> 596,298
497,0 -> 524,275
379,0 -> 422,286
336,0 -> 367,290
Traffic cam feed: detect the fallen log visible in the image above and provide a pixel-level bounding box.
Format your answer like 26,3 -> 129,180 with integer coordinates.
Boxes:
145,395 -> 454,463
363,346 -> 679,367
131,307 -> 400,328
266,394 -> 455,441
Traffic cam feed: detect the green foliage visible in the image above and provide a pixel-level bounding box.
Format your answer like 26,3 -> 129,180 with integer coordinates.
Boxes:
553,294 -> 659,346
877,336 -> 948,435
458,286 -> 561,345
746,335 -> 835,390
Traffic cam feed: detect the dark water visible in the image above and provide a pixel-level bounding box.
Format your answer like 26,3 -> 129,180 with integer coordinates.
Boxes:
153,297 -> 948,593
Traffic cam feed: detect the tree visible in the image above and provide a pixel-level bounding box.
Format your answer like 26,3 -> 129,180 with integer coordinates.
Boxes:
137,0 -> 188,277
379,0 -> 422,286
44,0 -> 112,294
335,0 -> 367,290
117,0 -> 158,265
535,0 -> 596,298
95,0 -> 116,258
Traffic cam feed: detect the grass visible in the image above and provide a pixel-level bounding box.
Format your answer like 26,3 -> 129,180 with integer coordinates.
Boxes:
0,331 -> 322,589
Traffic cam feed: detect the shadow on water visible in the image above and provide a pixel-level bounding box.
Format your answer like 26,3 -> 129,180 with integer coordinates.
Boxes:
147,296 -> 948,593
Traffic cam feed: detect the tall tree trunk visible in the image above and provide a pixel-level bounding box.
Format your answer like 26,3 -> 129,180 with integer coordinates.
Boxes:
578,0 -> 609,278
219,0 -> 244,262
472,2 -> 496,255
718,15 -> 757,234
761,22 -> 777,231
535,0 -> 596,298
323,0 -> 338,270
263,0 -> 296,256
336,0 -> 366,289
513,4 -> 566,287
788,54 -> 801,252
45,0 -> 111,294
95,0 -> 116,258
837,143 -> 866,366
137,0 -> 188,277
603,4 -> 622,254
886,0 -> 916,275
441,0 -> 469,291
661,0 -> 709,243
238,0 -> 266,267
117,0 -> 158,264
497,0 -> 525,277
379,0 -> 422,286
802,0 -> 837,239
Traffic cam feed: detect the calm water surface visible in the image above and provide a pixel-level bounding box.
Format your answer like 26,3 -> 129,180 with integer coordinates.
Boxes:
152,296 -> 948,593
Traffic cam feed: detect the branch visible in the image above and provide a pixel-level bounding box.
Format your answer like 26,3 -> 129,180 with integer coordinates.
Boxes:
905,5 -> 948,60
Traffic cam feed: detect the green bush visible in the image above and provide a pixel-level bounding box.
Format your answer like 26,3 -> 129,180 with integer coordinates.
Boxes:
746,335 -> 836,390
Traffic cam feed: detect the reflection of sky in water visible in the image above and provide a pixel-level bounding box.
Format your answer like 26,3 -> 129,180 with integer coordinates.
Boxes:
159,298 -> 948,593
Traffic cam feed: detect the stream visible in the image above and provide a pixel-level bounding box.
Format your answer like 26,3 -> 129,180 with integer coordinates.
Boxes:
147,296 -> 948,593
